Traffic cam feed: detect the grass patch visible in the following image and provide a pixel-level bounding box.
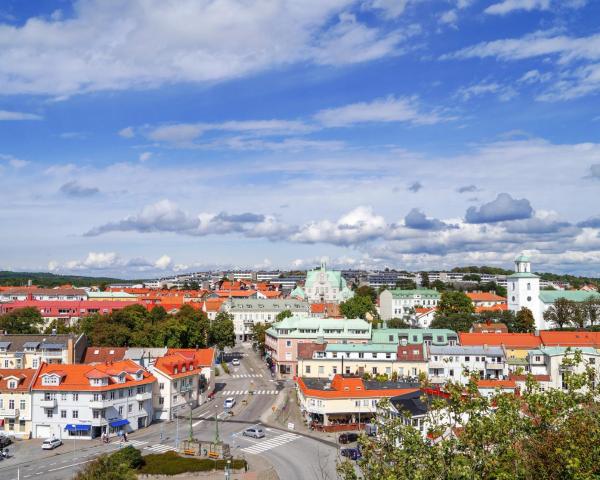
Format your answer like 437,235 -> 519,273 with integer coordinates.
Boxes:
138,451 -> 246,475
221,361 -> 230,374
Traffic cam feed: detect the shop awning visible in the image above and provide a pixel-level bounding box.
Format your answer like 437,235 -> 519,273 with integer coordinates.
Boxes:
64,424 -> 91,432
109,419 -> 130,428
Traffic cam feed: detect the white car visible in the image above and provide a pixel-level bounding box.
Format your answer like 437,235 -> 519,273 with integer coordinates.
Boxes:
223,397 -> 236,409
243,427 -> 265,438
42,438 -> 62,450
231,358 -> 240,366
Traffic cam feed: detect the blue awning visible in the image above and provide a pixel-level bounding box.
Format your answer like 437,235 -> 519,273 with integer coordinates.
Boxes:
64,424 -> 91,432
109,419 -> 130,428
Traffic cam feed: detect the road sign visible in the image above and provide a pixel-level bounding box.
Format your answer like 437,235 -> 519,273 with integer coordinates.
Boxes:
287,422 -> 295,431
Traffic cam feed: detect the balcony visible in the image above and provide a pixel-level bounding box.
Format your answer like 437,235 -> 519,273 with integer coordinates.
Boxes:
89,399 -> 110,409
135,391 -> 152,401
485,361 -> 505,371
0,409 -> 19,418
40,398 -> 57,408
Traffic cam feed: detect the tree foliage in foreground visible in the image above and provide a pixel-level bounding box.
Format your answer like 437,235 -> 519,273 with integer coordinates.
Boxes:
338,349 -> 600,480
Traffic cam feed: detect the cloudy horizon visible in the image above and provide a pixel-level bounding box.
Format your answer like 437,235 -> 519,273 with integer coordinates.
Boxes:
1,0 -> 600,278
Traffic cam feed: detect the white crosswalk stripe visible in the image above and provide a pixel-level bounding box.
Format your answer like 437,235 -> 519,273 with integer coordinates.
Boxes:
241,433 -> 301,454
221,390 -> 278,396
145,443 -> 179,453
110,439 -> 148,450
231,374 -> 263,378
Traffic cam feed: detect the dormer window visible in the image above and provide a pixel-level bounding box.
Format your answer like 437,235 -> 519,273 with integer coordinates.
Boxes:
8,380 -> 17,389
41,374 -> 60,386
182,366 -> 186,373
174,367 -> 178,375
189,365 -> 194,371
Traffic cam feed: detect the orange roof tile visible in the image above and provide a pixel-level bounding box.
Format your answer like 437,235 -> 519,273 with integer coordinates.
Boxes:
32,360 -> 154,392
296,375 -> 419,399
459,333 -> 542,348
215,290 -> 256,298
154,349 -> 215,378
475,304 -> 508,313
466,292 -> 506,302
539,331 -> 600,347
478,379 -> 516,389
0,369 -> 37,392
82,347 -> 127,364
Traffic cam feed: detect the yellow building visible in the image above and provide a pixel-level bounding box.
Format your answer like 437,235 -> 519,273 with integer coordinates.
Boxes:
0,369 -> 36,439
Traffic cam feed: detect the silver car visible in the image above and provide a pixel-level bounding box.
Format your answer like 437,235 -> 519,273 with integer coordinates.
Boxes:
41,438 -> 62,450
243,427 -> 265,438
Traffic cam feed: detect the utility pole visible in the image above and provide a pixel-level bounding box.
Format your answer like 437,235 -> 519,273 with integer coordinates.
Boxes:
189,400 -> 193,442
214,405 -> 220,444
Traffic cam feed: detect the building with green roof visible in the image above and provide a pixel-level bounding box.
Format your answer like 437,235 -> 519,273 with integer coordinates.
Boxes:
302,261 -> 354,304
379,288 -> 441,321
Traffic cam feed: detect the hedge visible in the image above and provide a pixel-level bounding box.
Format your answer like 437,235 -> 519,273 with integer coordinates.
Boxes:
138,451 -> 246,475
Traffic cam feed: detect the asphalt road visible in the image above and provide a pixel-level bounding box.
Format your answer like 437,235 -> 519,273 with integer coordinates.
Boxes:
0,344 -> 340,480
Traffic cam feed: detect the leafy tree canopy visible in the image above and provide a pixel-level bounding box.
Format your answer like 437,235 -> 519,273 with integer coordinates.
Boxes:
340,295 -> 377,320
0,307 -> 44,334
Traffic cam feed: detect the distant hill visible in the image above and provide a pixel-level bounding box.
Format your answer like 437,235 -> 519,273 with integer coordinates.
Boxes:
0,271 -> 140,288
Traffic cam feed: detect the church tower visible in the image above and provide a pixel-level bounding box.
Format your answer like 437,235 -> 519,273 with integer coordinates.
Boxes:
507,254 -> 543,330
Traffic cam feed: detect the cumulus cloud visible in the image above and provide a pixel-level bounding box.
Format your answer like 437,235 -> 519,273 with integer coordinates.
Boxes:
404,209 -> 450,230
60,180 -> 100,197
139,152 -> 152,162
484,0 -> 551,15
118,127 -> 135,138
457,184 -> 478,193
0,0 -> 407,96
456,82 -> 518,102
0,154 -> 29,168
503,216 -> 573,234
465,193 -> 533,224
577,216 -> 600,228
586,164 -> 600,179
407,181 -> 423,193
0,110 -> 42,121
54,252 -> 174,272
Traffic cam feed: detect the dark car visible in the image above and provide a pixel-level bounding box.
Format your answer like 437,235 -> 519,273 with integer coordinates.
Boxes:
340,447 -> 361,460
338,432 -> 359,444
0,437 -> 11,449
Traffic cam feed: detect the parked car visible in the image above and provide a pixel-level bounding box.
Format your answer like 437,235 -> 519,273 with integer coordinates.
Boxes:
338,432 -> 359,444
340,447 -> 361,460
243,427 -> 265,438
223,397 -> 236,409
231,358 -> 240,366
42,438 -> 62,450
0,436 -> 11,448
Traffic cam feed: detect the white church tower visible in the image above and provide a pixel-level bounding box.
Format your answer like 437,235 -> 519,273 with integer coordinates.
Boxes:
507,254 -> 543,330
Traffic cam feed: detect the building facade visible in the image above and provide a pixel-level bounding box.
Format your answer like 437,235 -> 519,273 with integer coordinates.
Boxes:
296,262 -> 354,304
379,289 -> 441,321
427,345 -> 508,385
0,369 -> 36,439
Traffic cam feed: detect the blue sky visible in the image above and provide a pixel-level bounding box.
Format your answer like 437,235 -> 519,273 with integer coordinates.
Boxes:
1,0 -> 600,278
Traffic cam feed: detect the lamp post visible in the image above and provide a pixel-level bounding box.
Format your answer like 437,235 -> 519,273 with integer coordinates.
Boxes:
214,404 -> 220,444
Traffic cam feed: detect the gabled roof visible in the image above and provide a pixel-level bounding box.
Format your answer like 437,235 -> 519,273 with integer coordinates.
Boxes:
32,360 -> 155,391
538,331 -> 600,348
0,369 -> 37,392
82,346 -> 127,364
386,289 -> 440,299
466,292 -> 506,302
477,379 -> 516,389
297,342 -> 326,359
154,348 -> 215,378
459,333 -> 542,349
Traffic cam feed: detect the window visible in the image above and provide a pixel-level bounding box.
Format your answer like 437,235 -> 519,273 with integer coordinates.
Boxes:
93,410 -> 100,419
32,358 -> 39,369
385,353 -> 391,359
138,401 -> 143,411
61,393 -> 67,401
46,409 -> 53,418
4,360 -> 9,368
72,393 -> 79,402
20,399 -> 25,410
159,397 -> 164,405
372,367 -> 378,374
332,367 -> 337,374
318,366 -> 324,374
8,399 -> 14,409
159,382 -> 164,390
286,340 -> 292,347
512,296 -> 515,302
7,380 -> 16,389
465,356 -> 470,362
72,410 -> 78,418
128,404 -> 132,413
119,406 -> 124,415
305,366 -> 311,374
358,352 -> 364,359
110,391 -> 115,400
527,296 -> 531,301
355,400 -> 360,407
119,390 -> 124,398
61,410 -> 67,418
527,282 -> 531,291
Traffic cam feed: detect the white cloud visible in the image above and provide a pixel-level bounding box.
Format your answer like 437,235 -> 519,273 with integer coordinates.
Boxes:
0,154 -> 29,168
0,0 -> 408,96
456,82 -> 518,101
364,0 -> 411,19
484,0 -> 551,15
118,127 -> 135,138
0,110 -> 42,121
139,152 -> 152,162
314,95 -> 448,127
54,251 -> 175,273
154,254 -> 172,270
439,10 -> 458,25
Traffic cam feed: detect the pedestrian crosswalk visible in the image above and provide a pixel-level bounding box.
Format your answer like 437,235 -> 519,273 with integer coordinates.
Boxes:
231,374 -> 263,378
110,439 -> 148,450
220,389 -> 279,396
240,432 -> 301,455
145,443 -> 179,453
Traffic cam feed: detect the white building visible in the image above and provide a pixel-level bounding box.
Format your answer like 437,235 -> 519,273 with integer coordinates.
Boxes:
149,349 -> 214,421
527,347 -> 600,390
31,360 -> 155,440
292,262 -> 354,304
221,298 -> 310,342
379,289 -> 441,321
0,288 -> 87,302
427,345 -> 508,385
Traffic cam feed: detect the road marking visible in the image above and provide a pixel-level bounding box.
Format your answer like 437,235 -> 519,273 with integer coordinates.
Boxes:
231,374 -> 263,378
145,444 -> 179,453
221,390 -> 278,396
48,459 -> 93,472
192,419 -> 204,427
241,432 -> 301,455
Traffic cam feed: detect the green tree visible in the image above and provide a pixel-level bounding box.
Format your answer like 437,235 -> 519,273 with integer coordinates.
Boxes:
275,309 -> 293,322
210,312 -> 235,350
0,307 -> 44,334
582,296 -> 600,327
159,305 -> 210,348
435,291 -> 475,317
386,318 -> 411,329
543,297 -> 577,330
75,453 -> 137,480
251,322 -> 272,353
356,285 -> 377,302
514,307 -> 535,333
420,272 -> 430,288
395,279 -> 417,290
148,305 -> 168,324
430,313 -> 476,332
338,349 -> 600,480
43,318 -> 75,335
340,295 -> 377,320
431,280 -> 449,291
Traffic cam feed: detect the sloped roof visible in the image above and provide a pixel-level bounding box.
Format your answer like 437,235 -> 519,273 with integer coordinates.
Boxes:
539,290 -> 600,304
459,333 -> 541,349
539,331 -> 600,348
0,369 -> 37,392
82,346 -> 127,364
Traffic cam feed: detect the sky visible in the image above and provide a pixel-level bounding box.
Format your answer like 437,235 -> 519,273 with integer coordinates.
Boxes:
1,0 -> 600,278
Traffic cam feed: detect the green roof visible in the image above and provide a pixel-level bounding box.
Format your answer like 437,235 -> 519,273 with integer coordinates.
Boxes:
289,286 -> 306,299
326,343 -> 398,353
387,289 -> 440,300
226,298 -> 309,311
507,272 -> 539,279
266,316 -> 371,339
539,290 -> 600,304
372,328 -> 457,345
515,254 -> 530,262
530,346 -> 599,357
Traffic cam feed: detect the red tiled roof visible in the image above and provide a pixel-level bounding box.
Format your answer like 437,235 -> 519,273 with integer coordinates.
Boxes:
509,373 -> 551,382
165,348 -> 215,367
0,369 -> 37,392
296,375 -> 419,399
478,379 -> 516,388
297,342 -> 327,360
475,304 -> 508,313
215,290 -> 256,298
82,347 -> 127,364
32,360 -> 154,392
154,349 -> 215,378
539,331 -> 600,347
459,333 -> 542,348
466,292 -> 506,302
203,298 -> 226,312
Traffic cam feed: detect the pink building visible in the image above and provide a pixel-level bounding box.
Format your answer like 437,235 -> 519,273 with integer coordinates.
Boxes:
264,317 -> 371,377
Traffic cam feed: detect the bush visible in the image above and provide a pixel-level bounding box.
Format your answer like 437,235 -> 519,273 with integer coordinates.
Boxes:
138,452 -> 246,475
221,361 -> 230,374
111,445 -> 144,469
214,366 -> 220,377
